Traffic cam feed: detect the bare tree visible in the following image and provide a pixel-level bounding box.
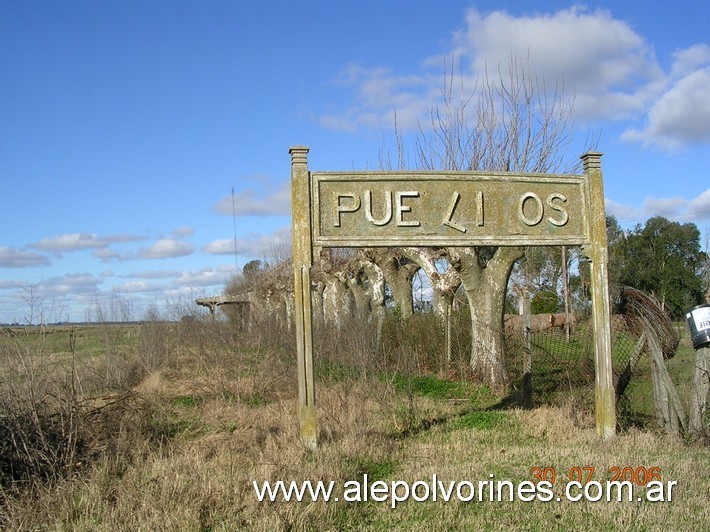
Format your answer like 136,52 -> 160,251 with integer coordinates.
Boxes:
388,56 -> 581,388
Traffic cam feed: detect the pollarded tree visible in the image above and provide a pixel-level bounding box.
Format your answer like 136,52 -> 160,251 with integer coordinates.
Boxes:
317,249 -> 355,329
401,247 -> 460,323
368,249 -> 421,320
388,57 -> 583,388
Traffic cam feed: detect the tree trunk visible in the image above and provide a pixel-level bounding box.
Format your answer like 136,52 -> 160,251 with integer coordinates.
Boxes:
465,283 -> 508,387
389,274 -> 415,319
373,250 -> 419,319
311,280 -> 325,326
323,273 -> 351,328
360,258 -> 386,341
449,246 -> 524,389
401,247 -> 460,324
346,270 -> 370,320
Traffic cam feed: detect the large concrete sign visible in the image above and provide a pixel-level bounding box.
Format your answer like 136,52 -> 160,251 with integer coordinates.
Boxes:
290,146 -> 615,449
312,172 -> 589,247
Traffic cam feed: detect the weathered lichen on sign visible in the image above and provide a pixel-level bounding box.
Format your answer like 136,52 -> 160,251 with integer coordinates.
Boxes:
312,172 -> 589,247
291,146 -> 615,448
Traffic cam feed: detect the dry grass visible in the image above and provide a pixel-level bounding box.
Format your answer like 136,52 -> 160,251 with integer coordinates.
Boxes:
1,319 -> 708,531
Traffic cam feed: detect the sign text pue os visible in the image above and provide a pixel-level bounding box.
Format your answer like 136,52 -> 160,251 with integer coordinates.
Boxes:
312,172 -> 590,247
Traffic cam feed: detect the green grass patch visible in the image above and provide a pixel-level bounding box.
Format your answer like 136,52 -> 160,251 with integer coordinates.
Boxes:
448,410 -> 508,431
0,324 -> 140,363
341,456 -> 397,481
387,373 -> 481,401
170,395 -> 202,408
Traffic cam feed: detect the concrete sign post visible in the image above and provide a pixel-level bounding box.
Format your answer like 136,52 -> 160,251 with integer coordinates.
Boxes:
290,146 -> 615,448
581,153 -> 616,440
290,146 -> 317,450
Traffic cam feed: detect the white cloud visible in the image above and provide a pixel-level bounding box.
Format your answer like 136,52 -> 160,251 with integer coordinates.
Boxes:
0,247 -> 50,268
640,196 -> 688,218
91,237 -> 195,262
320,64 -> 432,131
451,7 -> 662,120
201,239 -> 235,255
319,7 -> 709,152
0,280 -> 21,290
670,44 -> 710,78
112,280 -> 165,294
202,227 -> 292,261
0,264 -> 232,324
122,270 -> 182,279
607,188 -> 710,224
171,226 -> 194,237
687,188 -> 710,219
138,238 -> 194,259
106,266 -> 234,314
321,7 -> 664,131
240,227 -> 292,260
621,66 -> 710,150
93,248 -> 126,262
36,273 -> 102,297
33,233 -> 146,254
605,198 -> 640,223
33,233 -> 108,253
0,274 -> 104,323
212,181 -> 291,217
172,265 -> 235,288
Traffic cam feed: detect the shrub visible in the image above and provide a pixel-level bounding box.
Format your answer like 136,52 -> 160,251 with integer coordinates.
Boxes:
531,289 -> 560,314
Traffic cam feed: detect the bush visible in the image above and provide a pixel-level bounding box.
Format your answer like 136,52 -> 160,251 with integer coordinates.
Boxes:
531,289 -> 560,314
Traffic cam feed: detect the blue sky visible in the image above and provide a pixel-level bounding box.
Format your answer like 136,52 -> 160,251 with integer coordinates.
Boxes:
1,1 -> 709,323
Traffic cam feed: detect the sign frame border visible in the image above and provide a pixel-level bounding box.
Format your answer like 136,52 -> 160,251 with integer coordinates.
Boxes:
311,170 -> 592,248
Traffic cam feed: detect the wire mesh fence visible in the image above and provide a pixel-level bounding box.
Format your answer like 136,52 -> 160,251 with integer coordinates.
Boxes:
499,289 -> 707,436
375,288 -> 704,436
238,284 -> 707,439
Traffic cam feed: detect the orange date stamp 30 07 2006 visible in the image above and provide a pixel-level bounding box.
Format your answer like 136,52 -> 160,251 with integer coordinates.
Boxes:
530,466 -> 663,486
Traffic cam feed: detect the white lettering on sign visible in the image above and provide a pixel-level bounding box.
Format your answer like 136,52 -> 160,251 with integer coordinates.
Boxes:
546,193 -> 569,226
365,190 -> 393,226
442,191 -> 484,233
396,191 -> 421,227
334,190 -> 569,231
518,192 -> 569,227
476,191 -> 484,227
335,193 -> 361,227
336,190 -> 421,228
442,191 -> 466,233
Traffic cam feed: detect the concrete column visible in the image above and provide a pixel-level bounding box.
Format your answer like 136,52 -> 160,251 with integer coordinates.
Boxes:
582,152 -> 616,440
290,145 -> 317,450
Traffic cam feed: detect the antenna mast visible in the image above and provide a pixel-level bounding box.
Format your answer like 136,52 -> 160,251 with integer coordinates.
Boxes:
231,187 -> 239,274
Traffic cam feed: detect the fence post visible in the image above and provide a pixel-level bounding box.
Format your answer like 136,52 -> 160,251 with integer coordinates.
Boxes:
522,292 -> 533,408
689,346 -> 710,437
445,301 -> 452,366
646,327 -> 685,436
